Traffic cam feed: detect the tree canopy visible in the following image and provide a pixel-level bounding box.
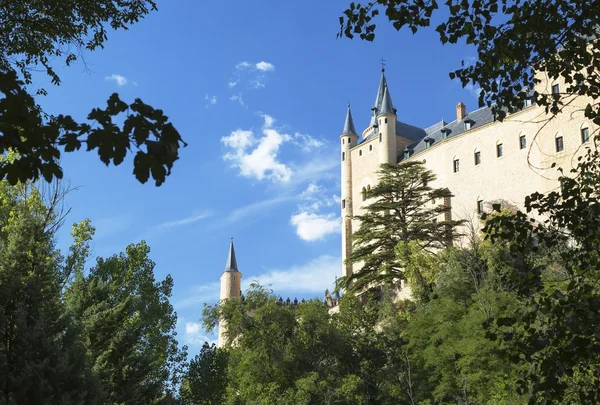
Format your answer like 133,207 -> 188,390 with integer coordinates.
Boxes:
339,0 -> 600,122
0,0 -> 186,186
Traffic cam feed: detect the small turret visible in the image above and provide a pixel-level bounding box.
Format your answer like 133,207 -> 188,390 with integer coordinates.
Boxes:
218,238 -> 242,347
375,74 -> 397,164
340,105 -> 358,277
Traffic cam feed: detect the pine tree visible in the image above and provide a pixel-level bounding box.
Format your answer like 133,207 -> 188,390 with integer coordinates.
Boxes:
340,161 -> 464,293
0,192 -> 101,404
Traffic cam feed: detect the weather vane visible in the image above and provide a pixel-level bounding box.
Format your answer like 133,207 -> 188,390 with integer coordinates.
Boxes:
379,57 -> 386,72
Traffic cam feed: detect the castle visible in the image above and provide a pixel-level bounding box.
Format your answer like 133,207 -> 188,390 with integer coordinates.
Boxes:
217,66 -> 595,346
340,67 -> 595,278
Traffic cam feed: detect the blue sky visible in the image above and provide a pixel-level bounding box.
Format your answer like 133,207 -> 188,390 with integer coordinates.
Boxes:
33,0 -> 479,353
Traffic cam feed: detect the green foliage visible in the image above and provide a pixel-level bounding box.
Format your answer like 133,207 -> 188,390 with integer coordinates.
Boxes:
65,240 -> 187,404
483,145 -> 600,403
203,284 -> 410,404
180,343 -> 229,405
338,0 -> 600,123
340,161 -> 463,293
0,182 -> 102,404
0,0 -> 186,186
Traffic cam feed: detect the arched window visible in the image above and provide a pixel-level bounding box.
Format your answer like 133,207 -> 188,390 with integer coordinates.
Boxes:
519,133 -> 527,149
379,133 -> 382,143
342,152 -> 345,161
581,122 -> 591,143
369,144 -> 373,152
474,148 -> 481,165
477,198 -> 484,214
555,132 -> 564,152
367,185 -> 371,192
342,139 -> 344,144
385,118 -> 388,124
342,199 -> 346,209
496,141 -> 504,157
359,150 -> 363,156
453,156 -> 460,173
361,187 -> 367,201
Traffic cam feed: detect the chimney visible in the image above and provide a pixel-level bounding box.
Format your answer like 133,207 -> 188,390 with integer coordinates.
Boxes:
456,102 -> 467,121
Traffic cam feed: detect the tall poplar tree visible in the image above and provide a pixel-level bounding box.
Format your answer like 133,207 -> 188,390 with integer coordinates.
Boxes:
340,161 -> 464,293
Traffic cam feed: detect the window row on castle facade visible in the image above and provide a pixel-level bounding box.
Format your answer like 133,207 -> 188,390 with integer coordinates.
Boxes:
453,123 -> 591,173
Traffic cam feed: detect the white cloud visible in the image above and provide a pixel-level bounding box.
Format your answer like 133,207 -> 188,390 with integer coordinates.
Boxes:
184,321 -> 217,346
236,61 -> 251,70
230,94 -> 246,107
221,114 -> 293,183
465,83 -> 482,99
175,255 -> 340,311
241,255 -> 340,294
204,94 -> 217,107
255,61 -> 275,72
293,132 -> 325,152
105,74 -> 128,86
290,212 -> 340,241
228,81 -> 238,88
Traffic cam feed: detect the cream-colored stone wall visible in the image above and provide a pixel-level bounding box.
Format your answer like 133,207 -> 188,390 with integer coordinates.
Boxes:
218,271 -> 242,347
341,71 -> 598,279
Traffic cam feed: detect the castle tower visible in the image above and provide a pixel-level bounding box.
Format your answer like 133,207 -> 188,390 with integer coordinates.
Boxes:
340,105 -> 359,277
375,70 -> 397,164
218,238 -> 242,347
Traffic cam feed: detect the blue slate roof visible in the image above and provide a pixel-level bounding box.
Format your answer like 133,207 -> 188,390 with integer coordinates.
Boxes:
224,238 -> 239,272
342,105 -> 358,136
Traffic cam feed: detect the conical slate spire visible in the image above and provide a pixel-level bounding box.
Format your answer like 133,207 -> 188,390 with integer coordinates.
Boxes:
342,104 -> 358,135
224,238 -> 239,272
371,70 -> 396,124
379,85 -> 394,116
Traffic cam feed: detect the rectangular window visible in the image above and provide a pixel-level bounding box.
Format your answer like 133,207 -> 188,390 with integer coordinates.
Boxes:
520,135 -> 527,149
477,200 -> 484,214
496,143 -> 504,157
555,136 -> 564,152
474,151 -> 481,165
581,127 -> 590,143
552,84 -> 560,95
359,150 -> 362,156
425,140 -> 430,149
524,98 -> 533,107
453,159 -> 460,173
403,151 -> 410,160
464,121 -> 472,130
369,144 -> 373,151
342,199 -> 346,209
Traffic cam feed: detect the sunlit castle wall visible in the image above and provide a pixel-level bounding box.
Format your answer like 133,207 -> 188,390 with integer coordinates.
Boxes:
341,69 -> 597,284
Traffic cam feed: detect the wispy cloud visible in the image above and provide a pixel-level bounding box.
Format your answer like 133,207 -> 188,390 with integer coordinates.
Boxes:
204,94 -> 217,108
289,183 -> 340,241
230,93 -> 246,107
105,74 -> 128,86
228,61 -> 276,98
174,255 -> 340,310
155,211 -> 213,230
184,321 -> 217,346
227,196 -> 292,223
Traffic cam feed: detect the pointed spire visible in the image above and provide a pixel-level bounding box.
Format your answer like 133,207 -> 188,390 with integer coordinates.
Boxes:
342,104 -> 358,135
224,238 -> 239,272
371,69 -> 396,124
379,85 -> 395,116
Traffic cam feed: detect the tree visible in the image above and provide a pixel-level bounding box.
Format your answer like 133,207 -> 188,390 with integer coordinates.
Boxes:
65,234 -> 187,404
180,343 -> 229,405
0,0 -> 186,186
483,145 -> 600,403
339,161 -> 463,293
338,0 -> 600,123
0,180 -> 102,404
202,284 -> 410,404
